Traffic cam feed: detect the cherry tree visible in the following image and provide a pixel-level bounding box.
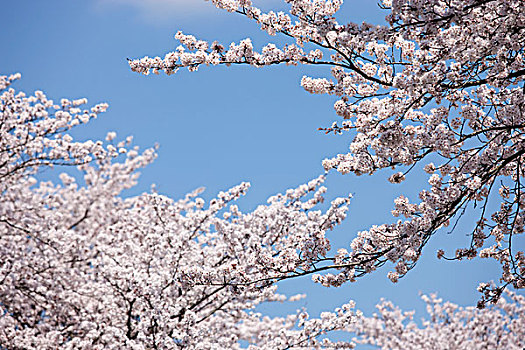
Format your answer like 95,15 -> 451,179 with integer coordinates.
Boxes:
1,72 -> 523,350
350,289 -> 525,349
0,73 -> 360,348
1,72 -> 524,349
2,0 -> 525,348
130,0 -> 525,305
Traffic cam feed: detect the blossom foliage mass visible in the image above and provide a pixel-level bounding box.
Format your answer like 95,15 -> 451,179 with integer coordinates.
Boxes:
131,0 -> 525,303
0,73 -> 359,348
1,0 -> 525,348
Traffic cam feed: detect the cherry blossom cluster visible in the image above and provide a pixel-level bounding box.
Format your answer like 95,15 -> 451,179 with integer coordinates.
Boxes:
351,289 -> 525,349
131,0 -> 525,300
4,72 -> 522,348
4,0 -> 525,346
0,75 -> 363,348
0,73 -> 112,191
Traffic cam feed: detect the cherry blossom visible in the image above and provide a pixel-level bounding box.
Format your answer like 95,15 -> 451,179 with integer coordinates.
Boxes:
3,0 -> 525,347
351,289 -> 525,350
2,72 -> 523,349
131,0 -> 525,301
1,74 -> 361,348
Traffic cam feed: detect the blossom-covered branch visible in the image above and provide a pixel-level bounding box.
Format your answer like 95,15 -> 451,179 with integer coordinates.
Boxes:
0,74 -> 359,348
131,0 -> 525,300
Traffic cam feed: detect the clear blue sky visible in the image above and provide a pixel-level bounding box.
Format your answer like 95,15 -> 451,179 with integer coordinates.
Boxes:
0,0 -> 508,336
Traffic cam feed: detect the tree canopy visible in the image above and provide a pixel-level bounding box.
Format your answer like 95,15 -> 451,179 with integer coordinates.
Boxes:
1,0 -> 525,348
131,0 -> 525,306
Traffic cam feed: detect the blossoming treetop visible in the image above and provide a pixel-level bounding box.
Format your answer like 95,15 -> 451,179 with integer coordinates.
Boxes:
1,0 -> 524,348
130,0 -> 525,305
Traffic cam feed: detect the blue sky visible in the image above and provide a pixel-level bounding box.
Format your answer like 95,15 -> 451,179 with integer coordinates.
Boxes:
0,0 -> 508,335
